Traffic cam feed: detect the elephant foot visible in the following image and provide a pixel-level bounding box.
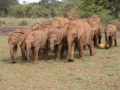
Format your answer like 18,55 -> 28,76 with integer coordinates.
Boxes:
77,55 -> 84,59
11,61 -> 17,63
56,58 -> 60,61
38,58 -> 42,60
90,53 -> 94,56
105,47 -> 109,49
68,59 -> 74,62
78,56 -> 84,60
33,60 -> 38,64
64,58 -> 74,62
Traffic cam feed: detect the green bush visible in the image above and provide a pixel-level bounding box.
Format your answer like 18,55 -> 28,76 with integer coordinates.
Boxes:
19,20 -> 28,26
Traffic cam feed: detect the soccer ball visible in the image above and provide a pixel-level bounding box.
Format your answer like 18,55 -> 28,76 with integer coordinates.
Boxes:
98,43 -> 105,49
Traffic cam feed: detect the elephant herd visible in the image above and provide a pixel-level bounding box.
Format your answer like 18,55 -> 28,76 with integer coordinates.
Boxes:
8,12 -> 117,64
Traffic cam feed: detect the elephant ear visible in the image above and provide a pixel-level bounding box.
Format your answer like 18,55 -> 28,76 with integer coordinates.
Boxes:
33,32 -> 41,47
16,29 -> 30,46
17,34 -> 27,46
13,29 -> 24,46
76,24 -> 83,39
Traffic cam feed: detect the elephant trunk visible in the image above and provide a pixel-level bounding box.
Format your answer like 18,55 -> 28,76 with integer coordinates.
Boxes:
105,35 -> 110,49
50,44 -> 54,51
26,43 -> 32,62
67,38 -> 74,62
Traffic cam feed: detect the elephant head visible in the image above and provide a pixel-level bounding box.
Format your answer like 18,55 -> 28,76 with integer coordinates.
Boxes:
32,22 -> 47,31
48,22 -> 70,51
66,21 -> 83,61
48,31 -> 62,51
91,15 -> 100,22
8,29 -> 31,63
87,17 -> 99,39
64,12 -> 76,20
105,24 -> 116,49
50,17 -> 69,29
115,22 -> 120,31
67,22 -> 83,40
25,31 -> 41,62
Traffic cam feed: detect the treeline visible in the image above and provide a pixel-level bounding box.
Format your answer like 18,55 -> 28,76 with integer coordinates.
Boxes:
0,0 -> 120,23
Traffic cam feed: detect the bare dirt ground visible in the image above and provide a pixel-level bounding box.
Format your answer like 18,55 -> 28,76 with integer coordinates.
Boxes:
0,26 -> 30,36
1,26 -> 120,38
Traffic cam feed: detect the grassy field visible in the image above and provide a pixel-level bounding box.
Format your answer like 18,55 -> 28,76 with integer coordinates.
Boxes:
0,17 -> 53,26
0,35 -> 120,90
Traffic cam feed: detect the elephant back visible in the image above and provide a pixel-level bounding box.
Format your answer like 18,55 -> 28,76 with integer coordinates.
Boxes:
32,22 -> 47,31
50,17 -> 69,29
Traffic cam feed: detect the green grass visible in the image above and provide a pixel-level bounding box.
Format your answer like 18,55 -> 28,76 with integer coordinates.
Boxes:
0,36 -> 120,90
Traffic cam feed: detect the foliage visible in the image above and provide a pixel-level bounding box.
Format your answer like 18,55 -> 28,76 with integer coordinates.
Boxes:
77,0 -> 120,24
0,0 -> 120,24
19,20 -> 28,26
0,0 -> 18,16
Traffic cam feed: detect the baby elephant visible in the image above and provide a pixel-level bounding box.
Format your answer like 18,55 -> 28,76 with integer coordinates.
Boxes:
105,24 -> 117,49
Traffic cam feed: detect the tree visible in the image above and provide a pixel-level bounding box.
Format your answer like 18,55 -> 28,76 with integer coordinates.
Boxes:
78,0 -> 120,18
0,0 -> 18,16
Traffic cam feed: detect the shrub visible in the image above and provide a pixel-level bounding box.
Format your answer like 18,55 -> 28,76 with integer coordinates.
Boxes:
19,20 -> 28,26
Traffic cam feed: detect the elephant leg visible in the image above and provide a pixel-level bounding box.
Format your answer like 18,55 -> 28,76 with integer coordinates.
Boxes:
44,45 -> 48,61
71,42 -> 74,61
54,45 -> 57,57
98,32 -> 102,44
38,49 -> 43,60
33,46 -> 40,64
12,46 -> 18,63
110,37 -> 113,48
60,47 -> 64,58
114,39 -> 117,46
56,42 -> 62,61
20,43 -> 26,61
87,43 -> 94,56
78,42 -> 84,60
93,35 -> 97,47
114,33 -> 117,46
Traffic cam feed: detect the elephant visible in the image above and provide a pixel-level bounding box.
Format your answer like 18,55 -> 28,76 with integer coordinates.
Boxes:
90,15 -> 102,44
32,22 -> 47,31
8,29 -> 31,63
25,30 -> 48,64
66,19 -> 94,61
64,12 -> 76,20
32,22 -> 57,59
115,22 -> 120,31
48,22 -> 70,60
105,24 -> 117,49
87,17 -> 99,47
50,17 -> 69,29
